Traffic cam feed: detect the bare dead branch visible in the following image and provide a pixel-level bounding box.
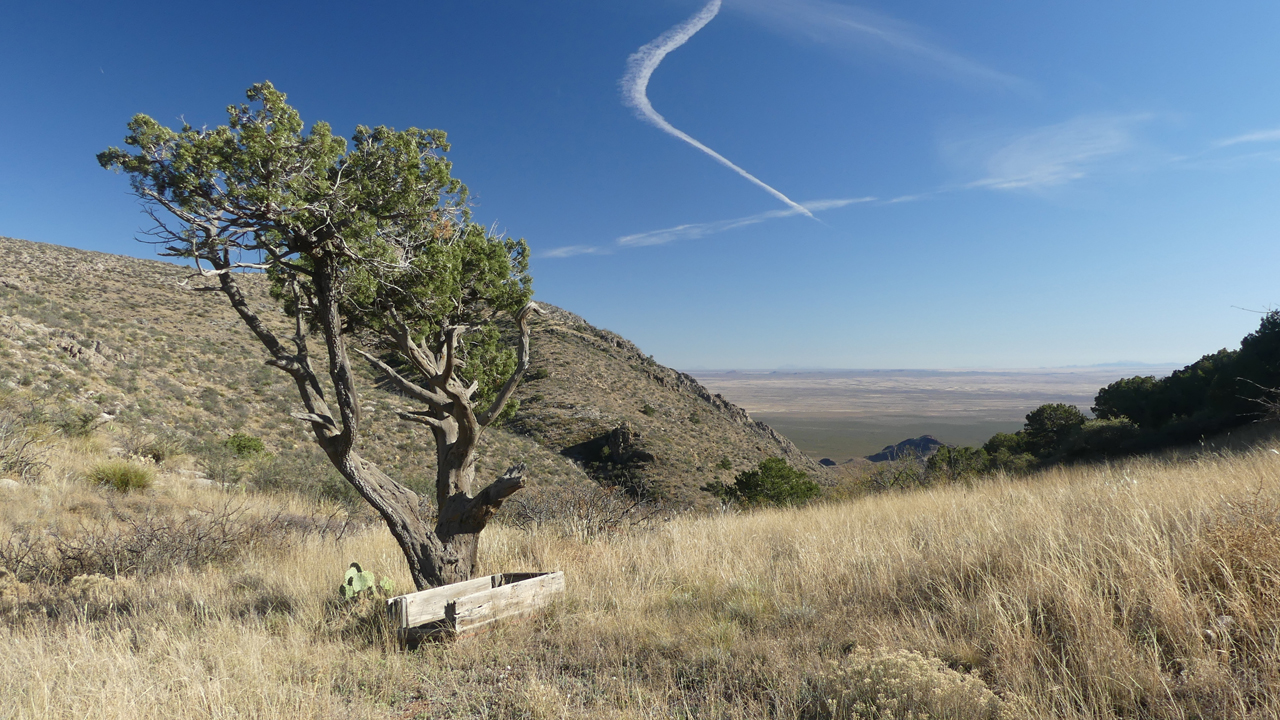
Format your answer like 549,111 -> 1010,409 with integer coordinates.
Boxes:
353,348 -> 449,407
396,411 -> 446,429
190,262 -> 272,277
290,412 -> 338,428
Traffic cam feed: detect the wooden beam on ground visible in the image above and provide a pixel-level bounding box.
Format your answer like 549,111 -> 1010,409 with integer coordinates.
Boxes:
451,571 -> 566,637
388,576 -> 493,629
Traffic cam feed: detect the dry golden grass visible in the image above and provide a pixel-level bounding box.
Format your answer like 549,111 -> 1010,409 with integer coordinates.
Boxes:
4,432 -> 1280,718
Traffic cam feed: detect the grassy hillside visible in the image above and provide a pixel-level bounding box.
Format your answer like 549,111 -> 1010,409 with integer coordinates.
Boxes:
4,416 -> 1280,718
0,235 -> 817,504
7,235 -> 1280,718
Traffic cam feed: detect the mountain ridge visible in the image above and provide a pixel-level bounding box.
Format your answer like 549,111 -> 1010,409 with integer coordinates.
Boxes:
0,235 -> 821,504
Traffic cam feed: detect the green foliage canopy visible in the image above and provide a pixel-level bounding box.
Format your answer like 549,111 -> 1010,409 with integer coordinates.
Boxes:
98,82 -> 532,407
1092,375 -> 1160,426
1021,403 -> 1087,457
1091,311 -> 1280,440
925,445 -> 989,483
224,432 -> 266,458
702,457 -> 820,507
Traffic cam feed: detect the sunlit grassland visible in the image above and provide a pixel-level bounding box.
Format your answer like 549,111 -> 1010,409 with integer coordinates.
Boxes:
3,432 -> 1280,718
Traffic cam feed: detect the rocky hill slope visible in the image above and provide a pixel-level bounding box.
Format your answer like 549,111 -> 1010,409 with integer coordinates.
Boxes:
864,435 -> 945,463
504,304 -> 821,500
0,236 -> 820,504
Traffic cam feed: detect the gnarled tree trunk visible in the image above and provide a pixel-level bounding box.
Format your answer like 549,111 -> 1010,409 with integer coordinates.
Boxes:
208,250 -> 538,591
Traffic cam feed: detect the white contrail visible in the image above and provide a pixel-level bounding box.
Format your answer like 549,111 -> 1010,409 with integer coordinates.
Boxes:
616,197 -> 872,247
622,0 -> 815,219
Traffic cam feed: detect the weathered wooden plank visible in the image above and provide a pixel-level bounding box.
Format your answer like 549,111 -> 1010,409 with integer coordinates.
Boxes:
388,575 -> 494,629
451,571 -> 565,636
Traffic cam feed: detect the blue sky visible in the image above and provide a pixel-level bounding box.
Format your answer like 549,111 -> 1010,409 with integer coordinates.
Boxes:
2,1 -> 1279,370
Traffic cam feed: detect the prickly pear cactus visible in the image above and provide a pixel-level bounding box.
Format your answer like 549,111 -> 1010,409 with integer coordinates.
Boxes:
339,562 -> 377,599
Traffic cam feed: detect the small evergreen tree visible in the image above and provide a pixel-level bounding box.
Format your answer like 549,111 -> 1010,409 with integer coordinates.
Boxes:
1022,403 -> 1087,457
702,457 -> 819,507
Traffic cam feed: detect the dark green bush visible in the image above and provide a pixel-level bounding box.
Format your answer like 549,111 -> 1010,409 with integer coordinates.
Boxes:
1056,418 -> 1141,460
702,457 -> 819,507
224,432 -> 266,458
989,448 -> 1037,475
1022,403 -> 1087,457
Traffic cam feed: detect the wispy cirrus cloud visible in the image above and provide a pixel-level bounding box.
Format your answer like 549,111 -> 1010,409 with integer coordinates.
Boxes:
961,114 -> 1146,190
728,0 -> 1027,91
541,245 -> 611,259
539,197 -> 871,258
1213,126 -> 1280,148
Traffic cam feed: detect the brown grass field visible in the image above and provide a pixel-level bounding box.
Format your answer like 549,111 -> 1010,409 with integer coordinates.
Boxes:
4,422 -> 1280,718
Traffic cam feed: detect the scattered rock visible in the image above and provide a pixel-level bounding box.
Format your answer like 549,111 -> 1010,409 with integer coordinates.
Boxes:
0,478 -> 20,490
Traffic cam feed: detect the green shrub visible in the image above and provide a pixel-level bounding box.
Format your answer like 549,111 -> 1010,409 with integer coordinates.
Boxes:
808,647 -> 1007,719
989,448 -> 1037,475
224,432 -> 266,458
54,408 -> 100,438
641,403 -> 657,416
1056,417 -> 1141,460
88,459 -> 155,492
702,457 -> 819,507
716,457 -> 733,471
925,446 -> 988,484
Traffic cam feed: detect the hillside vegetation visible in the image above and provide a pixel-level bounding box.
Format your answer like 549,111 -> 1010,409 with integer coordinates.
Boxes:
4,412 -> 1280,718
921,312 -> 1280,482
6,235 -> 1280,718
0,235 -> 816,505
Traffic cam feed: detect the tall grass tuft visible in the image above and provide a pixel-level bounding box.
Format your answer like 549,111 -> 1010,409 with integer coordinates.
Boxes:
86,459 -> 154,492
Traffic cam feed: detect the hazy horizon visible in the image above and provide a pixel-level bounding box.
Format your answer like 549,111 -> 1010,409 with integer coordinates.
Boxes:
681,362 -> 1186,373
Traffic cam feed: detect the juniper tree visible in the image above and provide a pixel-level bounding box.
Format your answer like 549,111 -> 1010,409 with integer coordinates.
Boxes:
701,456 -> 819,507
99,82 -> 539,589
